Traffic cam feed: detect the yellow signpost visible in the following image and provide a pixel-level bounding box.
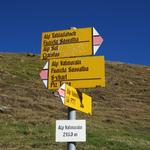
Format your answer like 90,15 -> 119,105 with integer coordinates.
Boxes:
41,27 -> 93,59
58,84 -> 92,115
65,84 -> 92,115
39,27 -> 105,149
48,56 -> 105,90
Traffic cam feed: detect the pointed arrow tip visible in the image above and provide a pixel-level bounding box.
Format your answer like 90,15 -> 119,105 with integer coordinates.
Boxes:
58,83 -> 66,104
43,61 -> 49,69
93,27 -> 99,36
40,70 -> 48,80
93,27 -> 103,55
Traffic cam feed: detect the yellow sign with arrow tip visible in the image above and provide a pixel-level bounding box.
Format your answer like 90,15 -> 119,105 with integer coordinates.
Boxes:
41,27 -> 93,59
58,83 -> 92,115
48,56 -> 105,90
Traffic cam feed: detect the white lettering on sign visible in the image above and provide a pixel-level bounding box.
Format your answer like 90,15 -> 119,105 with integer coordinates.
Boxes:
55,120 -> 86,142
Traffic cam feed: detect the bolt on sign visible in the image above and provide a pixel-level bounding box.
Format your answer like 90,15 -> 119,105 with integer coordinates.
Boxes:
41,27 -> 103,60
58,83 -> 92,115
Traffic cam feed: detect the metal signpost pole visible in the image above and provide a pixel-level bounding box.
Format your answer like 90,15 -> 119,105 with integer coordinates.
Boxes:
67,26 -> 76,150
67,107 -> 76,150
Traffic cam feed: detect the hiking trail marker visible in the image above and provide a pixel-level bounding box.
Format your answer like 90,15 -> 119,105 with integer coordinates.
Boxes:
41,27 -> 103,60
39,62 -> 49,88
58,83 -> 92,115
40,56 -> 105,90
39,27 -> 105,150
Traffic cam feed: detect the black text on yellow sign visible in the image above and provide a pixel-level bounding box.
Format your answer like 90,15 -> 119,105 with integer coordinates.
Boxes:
64,84 -> 92,115
41,27 -> 92,59
48,56 -> 105,90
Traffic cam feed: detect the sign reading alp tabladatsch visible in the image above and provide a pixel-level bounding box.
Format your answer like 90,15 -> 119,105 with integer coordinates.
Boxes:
41,27 -> 92,59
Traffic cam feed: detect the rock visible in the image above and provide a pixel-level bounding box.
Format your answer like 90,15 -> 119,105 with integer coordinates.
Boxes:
26,53 -> 35,57
0,106 -> 10,113
124,80 -> 134,85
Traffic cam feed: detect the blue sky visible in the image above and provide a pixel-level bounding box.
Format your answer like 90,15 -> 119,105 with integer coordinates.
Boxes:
0,0 -> 150,65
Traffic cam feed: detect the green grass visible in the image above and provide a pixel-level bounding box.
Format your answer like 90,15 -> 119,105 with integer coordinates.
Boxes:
0,121 -> 57,150
85,128 -> 150,150
0,122 -> 150,150
0,53 -> 44,82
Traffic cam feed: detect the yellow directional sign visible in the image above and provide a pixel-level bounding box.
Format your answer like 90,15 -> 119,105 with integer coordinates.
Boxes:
65,84 -> 92,115
41,27 -> 92,59
48,56 -> 105,90
58,84 -> 92,115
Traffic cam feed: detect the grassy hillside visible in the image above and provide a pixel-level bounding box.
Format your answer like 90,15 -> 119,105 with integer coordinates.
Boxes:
0,53 -> 150,150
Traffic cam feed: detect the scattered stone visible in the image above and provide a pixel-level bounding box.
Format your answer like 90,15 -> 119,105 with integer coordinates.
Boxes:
0,106 -> 10,113
26,53 -> 35,57
124,80 -> 134,85
129,81 -> 134,85
54,91 -> 59,97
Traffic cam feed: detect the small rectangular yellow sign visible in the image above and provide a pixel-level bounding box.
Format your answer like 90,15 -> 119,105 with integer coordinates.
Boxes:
41,27 -> 93,59
48,56 -> 105,89
65,84 -> 92,115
